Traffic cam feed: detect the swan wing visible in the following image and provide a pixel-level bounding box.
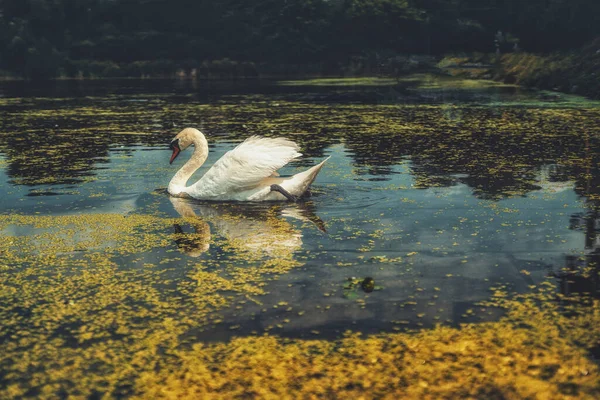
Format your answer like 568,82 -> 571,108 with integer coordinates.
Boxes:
192,136 -> 301,196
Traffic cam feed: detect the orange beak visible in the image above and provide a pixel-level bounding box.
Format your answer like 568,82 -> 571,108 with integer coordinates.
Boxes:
169,139 -> 181,164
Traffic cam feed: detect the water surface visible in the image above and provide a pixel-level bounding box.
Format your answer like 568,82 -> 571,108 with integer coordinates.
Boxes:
1,76 -> 599,376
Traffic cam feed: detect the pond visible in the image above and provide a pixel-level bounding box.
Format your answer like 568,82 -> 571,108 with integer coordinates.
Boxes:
1,74 -> 599,397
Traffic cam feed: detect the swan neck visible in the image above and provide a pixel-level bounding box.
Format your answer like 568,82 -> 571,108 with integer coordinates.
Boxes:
168,134 -> 208,195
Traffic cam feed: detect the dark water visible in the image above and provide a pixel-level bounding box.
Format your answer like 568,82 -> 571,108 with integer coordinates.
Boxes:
1,75 -> 599,342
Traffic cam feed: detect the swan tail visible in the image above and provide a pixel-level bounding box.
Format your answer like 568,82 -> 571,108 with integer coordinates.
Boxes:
288,156 -> 330,196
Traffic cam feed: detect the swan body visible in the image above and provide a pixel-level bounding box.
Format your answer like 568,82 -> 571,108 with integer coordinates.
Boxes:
167,128 -> 328,201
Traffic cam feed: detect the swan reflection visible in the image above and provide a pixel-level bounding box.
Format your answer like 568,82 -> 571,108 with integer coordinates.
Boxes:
170,197 -> 325,257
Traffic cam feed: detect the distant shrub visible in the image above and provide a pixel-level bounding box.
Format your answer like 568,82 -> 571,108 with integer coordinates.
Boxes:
65,60 -> 124,78
101,62 -> 124,77
147,59 -> 176,77
22,40 -> 64,80
440,39 -> 600,99
121,62 -> 145,78
70,40 -> 96,60
61,59 -> 79,78
195,59 -> 258,79
239,61 -> 259,78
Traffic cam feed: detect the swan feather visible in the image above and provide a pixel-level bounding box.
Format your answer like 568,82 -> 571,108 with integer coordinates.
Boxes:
186,136 -> 302,198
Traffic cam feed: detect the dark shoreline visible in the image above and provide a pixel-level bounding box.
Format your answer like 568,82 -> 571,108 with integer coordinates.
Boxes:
1,42 -> 598,101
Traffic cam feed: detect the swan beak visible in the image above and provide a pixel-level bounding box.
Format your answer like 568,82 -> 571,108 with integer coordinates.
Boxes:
169,140 -> 181,164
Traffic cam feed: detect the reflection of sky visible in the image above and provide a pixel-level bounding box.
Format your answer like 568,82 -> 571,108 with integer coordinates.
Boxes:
0,142 -> 589,338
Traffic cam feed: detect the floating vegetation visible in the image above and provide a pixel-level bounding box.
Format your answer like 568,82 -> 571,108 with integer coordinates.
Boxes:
1,246 -> 598,399
1,77 -> 599,397
136,293 -> 599,399
0,211 -> 309,397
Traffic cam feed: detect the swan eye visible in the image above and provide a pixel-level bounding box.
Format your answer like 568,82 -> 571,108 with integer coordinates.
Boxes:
169,138 -> 180,150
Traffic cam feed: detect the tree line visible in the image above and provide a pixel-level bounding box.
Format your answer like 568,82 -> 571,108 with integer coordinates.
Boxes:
0,0 -> 598,79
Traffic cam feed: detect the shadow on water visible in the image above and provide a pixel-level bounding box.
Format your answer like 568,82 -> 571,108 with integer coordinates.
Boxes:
0,74 -> 523,102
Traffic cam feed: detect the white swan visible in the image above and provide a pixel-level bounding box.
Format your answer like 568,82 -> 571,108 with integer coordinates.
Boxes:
167,128 -> 329,201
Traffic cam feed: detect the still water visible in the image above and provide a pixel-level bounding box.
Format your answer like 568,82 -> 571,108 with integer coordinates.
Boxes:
1,75 -> 599,348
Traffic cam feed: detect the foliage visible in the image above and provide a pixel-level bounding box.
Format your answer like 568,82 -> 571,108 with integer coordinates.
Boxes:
499,39 -> 600,98
0,0 -> 599,79
440,38 -> 600,99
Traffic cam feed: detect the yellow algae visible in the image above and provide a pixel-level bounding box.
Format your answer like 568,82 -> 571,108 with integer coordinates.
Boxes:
0,214 -> 175,262
15,295 -> 594,399
0,211 -> 313,398
2,84 -> 600,398
3,93 -> 600,190
135,295 -> 595,399
2,216 -> 598,400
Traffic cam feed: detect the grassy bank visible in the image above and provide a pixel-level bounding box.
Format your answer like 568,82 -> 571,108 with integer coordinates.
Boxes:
439,38 -> 600,99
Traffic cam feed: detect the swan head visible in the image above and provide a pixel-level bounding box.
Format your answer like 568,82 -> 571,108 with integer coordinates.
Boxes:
169,128 -> 205,164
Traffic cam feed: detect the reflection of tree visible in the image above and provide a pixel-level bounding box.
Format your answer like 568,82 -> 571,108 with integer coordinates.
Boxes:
345,107 -> 594,200
555,253 -> 600,298
0,96 -> 169,186
1,128 -> 111,185
559,208 -> 600,299
559,136 -> 600,299
0,127 -> 164,186
2,85 -> 598,202
0,83 -> 338,186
